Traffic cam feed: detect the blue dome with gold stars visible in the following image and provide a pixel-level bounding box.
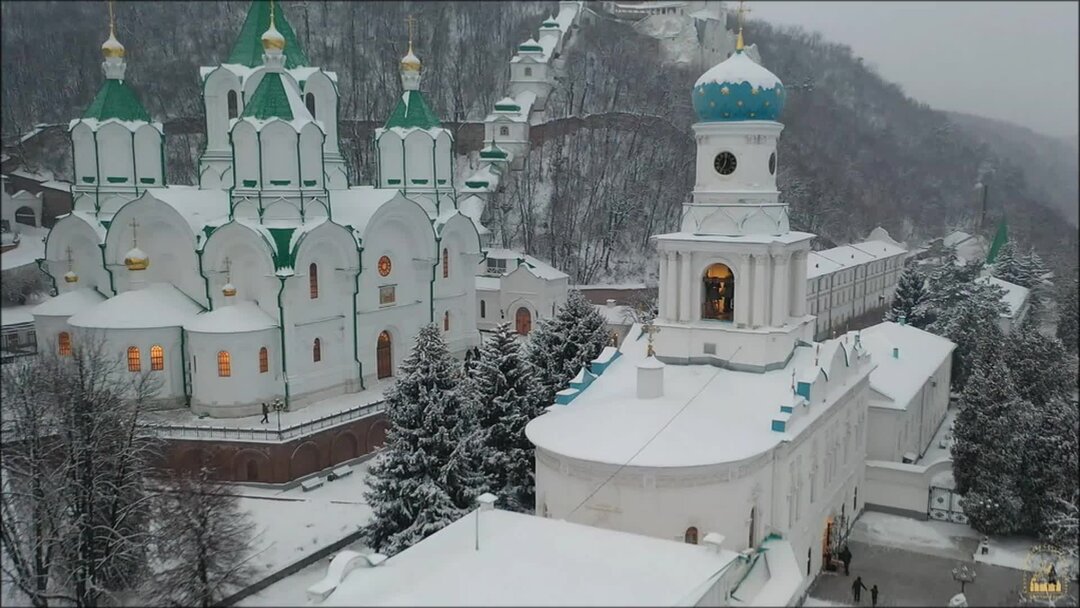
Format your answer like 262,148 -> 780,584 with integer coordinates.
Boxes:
693,48 -> 785,122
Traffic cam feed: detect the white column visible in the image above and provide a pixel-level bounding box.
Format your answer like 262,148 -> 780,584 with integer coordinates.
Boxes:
752,254 -> 770,328
658,251 -> 670,321
735,254 -> 751,327
771,253 -> 789,326
679,251 -> 693,322
793,252 -> 808,317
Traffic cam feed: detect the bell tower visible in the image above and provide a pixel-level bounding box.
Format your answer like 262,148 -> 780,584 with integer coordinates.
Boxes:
651,4 -> 814,372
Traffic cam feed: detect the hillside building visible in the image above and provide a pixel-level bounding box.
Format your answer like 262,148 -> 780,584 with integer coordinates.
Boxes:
806,238 -> 907,340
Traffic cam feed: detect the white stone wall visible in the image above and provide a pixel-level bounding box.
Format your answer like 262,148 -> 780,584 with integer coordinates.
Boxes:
866,355 -> 951,462
189,326 -> 281,417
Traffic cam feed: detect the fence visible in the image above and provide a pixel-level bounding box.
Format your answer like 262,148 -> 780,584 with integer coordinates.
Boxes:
142,400 -> 386,443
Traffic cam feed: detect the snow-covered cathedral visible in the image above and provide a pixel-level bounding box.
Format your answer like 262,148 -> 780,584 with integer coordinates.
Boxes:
35,1 -> 482,418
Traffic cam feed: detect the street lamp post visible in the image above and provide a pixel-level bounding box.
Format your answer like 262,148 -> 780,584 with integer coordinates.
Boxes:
273,398 -> 285,434
952,563 -> 976,594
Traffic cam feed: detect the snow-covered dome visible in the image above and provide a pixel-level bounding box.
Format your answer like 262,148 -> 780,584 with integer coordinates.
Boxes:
692,49 -> 785,122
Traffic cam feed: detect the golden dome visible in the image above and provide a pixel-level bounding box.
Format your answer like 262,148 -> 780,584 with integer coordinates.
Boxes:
262,23 -> 285,52
102,32 -> 125,59
124,247 -> 149,271
64,270 -> 79,284
401,47 -> 421,73
222,283 -> 237,297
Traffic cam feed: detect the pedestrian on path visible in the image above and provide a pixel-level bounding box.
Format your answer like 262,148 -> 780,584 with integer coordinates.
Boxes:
260,401 -> 269,424
871,584 -> 879,607
840,545 -> 853,575
852,576 -> 867,604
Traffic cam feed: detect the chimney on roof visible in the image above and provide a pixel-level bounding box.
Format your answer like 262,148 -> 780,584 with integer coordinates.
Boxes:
892,347 -> 899,359
702,532 -> 726,553
637,356 -> 665,399
475,492 -> 497,551
606,298 -> 616,307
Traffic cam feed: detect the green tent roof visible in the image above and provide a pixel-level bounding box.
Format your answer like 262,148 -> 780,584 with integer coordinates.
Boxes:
227,0 -> 309,69
242,72 -> 294,120
385,90 -> 441,130
82,79 -> 151,122
266,227 -> 297,270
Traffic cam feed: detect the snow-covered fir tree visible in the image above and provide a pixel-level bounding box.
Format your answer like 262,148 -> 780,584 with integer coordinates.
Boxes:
527,290 -> 610,405
1009,315 -> 1072,407
464,322 -> 544,513
884,266 -> 930,328
951,350 -> 1030,534
1018,395 -> 1079,535
1056,277 -> 1079,354
360,324 -> 485,556
992,240 -> 1045,289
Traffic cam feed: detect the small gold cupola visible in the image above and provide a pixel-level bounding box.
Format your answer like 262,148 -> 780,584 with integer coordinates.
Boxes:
123,219 -> 149,271
101,1 -> 125,59
261,0 -> 286,53
63,247 -> 79,283
221,257 -> 237,297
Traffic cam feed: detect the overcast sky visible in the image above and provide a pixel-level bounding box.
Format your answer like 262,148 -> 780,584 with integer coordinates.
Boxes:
747,1 -> 1078,139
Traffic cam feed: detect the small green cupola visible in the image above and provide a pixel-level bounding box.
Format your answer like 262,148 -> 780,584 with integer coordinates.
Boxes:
82,1 -> 150,122
385,35 -> 440,130
227,0 -> 309,69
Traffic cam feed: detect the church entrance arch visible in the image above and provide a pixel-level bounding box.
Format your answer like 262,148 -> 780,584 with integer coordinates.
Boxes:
515,307 -> 532,335
377,331 -> 392,379
702,263 -> 735,321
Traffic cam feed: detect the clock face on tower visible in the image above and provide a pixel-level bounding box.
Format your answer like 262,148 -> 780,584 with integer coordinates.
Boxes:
714,151 -> 737,175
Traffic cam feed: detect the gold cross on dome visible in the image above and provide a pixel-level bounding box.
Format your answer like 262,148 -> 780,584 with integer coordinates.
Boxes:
108,0 -> 116,37
405,15 -> 417,50
66,246 -> 74,269
735,0 -> 751,50
223,256 -> 232,281
129,218 -> 139,246
643,321 -> 661,357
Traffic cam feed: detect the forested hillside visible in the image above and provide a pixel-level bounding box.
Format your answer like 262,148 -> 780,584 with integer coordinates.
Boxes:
2,1 -> 1075,283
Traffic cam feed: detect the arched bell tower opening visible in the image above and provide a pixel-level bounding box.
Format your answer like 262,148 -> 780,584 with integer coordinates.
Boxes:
702,263 -> 735,321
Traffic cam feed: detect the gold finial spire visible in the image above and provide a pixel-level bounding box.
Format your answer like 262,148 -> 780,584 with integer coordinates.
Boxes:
406,14 -> 417,54
643,321 -> 661,358
401,15 -> 422,73
269,0 -> 276,29
101,0 -> 126,59
130,217 -> 139,247
222,257 -> 237,296
735,0 -> 751,52
64,247 -> 79,283
262,0 -> 286,52
124,219 -> 150,271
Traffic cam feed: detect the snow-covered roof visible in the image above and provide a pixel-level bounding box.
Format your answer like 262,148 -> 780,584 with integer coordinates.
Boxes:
519,254 -> 568,281
859,322 -> 955,410
319,508 -> 739,606
1,297 -> 51,327
67,283 -> 204,329
817,245 -> 877,269
976,276 -> 1030,319
475,276 -> 501,291
183,300 -> 277,334
526,324 -> 870,467
942,231 -> 973,248
806,251 -> 845,280
806,238 -> 907,279
143,186 -> 231,236
850,240 -> 907,259
327,187 -> 401,234
0,226 -> 47,271
593,303 -> 636,325
653,231 -> 815,246
695,48 -> 782,90
32,288 -> 106,318
555,1 -> 579,31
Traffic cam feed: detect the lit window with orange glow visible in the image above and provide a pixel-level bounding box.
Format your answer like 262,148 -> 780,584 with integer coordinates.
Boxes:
217,351 -> 231,377
127,346 -> 141,372
150,345 -> 164,371
259,347 -> 269,373
58,332 -> 72,356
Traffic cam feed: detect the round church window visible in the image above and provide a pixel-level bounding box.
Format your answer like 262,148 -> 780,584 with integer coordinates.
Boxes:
378,255 -> 392,277
769,152 -> 776,175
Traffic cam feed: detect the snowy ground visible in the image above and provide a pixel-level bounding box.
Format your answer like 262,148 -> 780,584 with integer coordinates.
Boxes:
917,406 -> 958,467
233,458 -> 375,580
802,597 -> 852,607
852,511 -> 980,561
0,226 -> 47,271
236,538 -> 369,607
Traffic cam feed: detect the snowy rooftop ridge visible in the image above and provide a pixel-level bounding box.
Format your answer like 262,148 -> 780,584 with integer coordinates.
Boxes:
859,322 -> 955,410
317,507 -> 739,606
976,276 -> 1030,319
695,50 -> 782,90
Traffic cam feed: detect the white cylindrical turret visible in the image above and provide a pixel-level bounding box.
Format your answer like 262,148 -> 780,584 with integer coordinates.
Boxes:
637,356 -> 665,399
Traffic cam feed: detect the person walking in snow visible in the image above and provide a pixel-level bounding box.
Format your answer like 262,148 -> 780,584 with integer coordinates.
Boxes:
260,401 -> 269,424
870,584 -> 879,607
840,545 -> 852,575
852,576 -> 867,604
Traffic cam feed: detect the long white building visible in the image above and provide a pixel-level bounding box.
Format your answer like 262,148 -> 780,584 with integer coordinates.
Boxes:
807,238 -> 907,339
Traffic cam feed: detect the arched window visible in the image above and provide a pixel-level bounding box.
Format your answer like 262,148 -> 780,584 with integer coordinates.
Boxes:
14,206 -> 35,227
227,90 -> 238,119
217,351 -> 231,377
58,332 -> 72,356
524,67 -> 533,77
305,92 -> 316,119
442,248 -> 449,278
150,345 -> 164,371
702,263 -> 735,321
377,331 -> 392,379
309,263 -> 319,299
313,338 -> 322,363
443,311 -> 450,331
259,347 -> 269,373
684,527 -> 699,544
480,300 -> 486,318
499,126 -> 510,137
127,346 -> 141,372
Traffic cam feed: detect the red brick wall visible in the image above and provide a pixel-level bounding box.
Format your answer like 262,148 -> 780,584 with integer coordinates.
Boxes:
159,411 -> 389,484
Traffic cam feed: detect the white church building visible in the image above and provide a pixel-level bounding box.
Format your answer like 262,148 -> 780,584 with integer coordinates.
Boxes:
525,29 -> 875,605
34,2 -> 484,418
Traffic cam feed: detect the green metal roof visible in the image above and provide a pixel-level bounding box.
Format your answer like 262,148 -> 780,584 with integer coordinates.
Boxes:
266,227 -> 297,270
494,101 -> 521,111
242,73 -> 294,120
384,90 -> 441,130
480,145 -> 508,160
82,79 -> 151,122
519,43 -> 543,52
227,0 -> 309,69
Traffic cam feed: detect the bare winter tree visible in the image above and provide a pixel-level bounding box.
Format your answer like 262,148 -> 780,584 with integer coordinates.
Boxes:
149,454 -> 259,608
1,335 -> 162,607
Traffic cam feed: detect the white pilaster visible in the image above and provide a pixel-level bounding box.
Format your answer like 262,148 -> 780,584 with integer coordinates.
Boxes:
679,251 -> 692,322
793,251 -> 808,317
735,254 -> 750,327
751,254 -> 769,328
658,252 -> 671,321
771,253 -> 789,326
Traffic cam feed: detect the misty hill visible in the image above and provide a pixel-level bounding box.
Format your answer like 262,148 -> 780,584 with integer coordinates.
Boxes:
2,2 -> 1076,282
944,111 -> 1078,226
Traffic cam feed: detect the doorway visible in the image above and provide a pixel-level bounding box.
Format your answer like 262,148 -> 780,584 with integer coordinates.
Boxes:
377,331 -> 392,379
515,307 -> 532,335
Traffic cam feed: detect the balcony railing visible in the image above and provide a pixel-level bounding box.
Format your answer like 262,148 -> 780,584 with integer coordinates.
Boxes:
141,400 -> 386,443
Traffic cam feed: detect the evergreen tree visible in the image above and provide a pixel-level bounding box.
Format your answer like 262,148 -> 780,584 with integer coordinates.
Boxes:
1024,248 -> 1049,286
527,290 -> 610,405
884,267 -> 930,328
952,352 -> 1032,535
1008,316 -> 1071,407
466,322 -> 544,513
924,262 -> 1006,390
360,324 -> 483,556
1018,396 -> 1079,535
1056,277 -> 1079,354
991,240 -> 1024,285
